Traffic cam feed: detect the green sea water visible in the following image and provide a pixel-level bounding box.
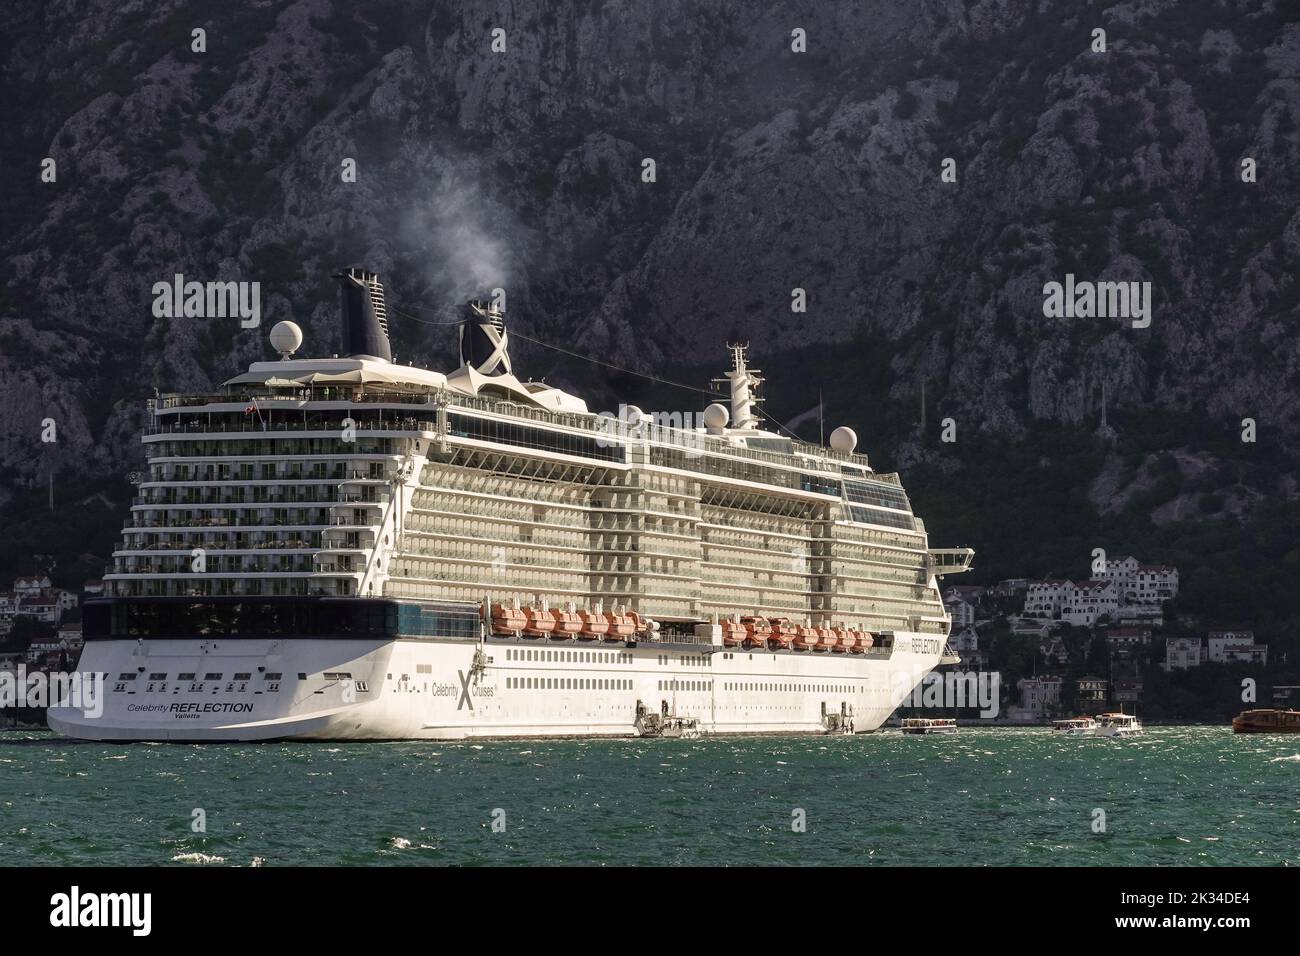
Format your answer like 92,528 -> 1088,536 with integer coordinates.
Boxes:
1,726 -> 1296,866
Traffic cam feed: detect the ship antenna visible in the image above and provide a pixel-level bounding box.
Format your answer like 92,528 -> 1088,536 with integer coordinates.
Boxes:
712,343 -> 763,430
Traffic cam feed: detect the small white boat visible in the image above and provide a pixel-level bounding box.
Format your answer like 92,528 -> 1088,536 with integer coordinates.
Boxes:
1052,717 -> 1098,736
900,717 -> 957,735
1053,713 -> 1143,738
1093,712 -> 1143,737
635,713 -> 701,739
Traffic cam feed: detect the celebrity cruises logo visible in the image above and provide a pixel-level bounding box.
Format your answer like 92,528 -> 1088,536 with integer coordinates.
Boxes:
49,886 -> 151,936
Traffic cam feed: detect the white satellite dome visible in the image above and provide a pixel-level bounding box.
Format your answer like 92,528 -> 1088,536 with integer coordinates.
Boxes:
623,405 -> 644,426
829,426 -> 858,453
703,403 -> 729,432
269,320 -> 303,358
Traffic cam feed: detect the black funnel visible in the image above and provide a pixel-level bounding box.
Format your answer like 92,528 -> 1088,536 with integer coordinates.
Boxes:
334,268 -> 392,361
459,299 -> 512,376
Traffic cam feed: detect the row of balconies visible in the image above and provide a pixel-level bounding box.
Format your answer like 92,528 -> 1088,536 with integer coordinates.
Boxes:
134,489 -> 381,506
149,465 -> 385,482
113,556 -> 321,575
109,577 -> 356,598
116,532 -> 330,552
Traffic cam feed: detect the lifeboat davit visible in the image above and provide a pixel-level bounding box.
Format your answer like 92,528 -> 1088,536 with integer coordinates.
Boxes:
549,607 -> 583,639
815,627 -> 837,652
721,618 -> 746,647
603,610 -> 637,640
490,603 -> 527,637
793,625 -> 819,651
767,617 -> 796,649
523,605 -> 556,638
855,631 -> 875,652
741,615 -> 771,648
579,609 -> 609,640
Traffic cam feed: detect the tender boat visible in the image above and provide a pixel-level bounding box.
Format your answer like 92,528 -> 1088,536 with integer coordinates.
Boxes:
522,605 -> 557,638
602,610 -> 637,640
1093,713 -> 1143,737
1232,708 -> 1300,733
900,717 -> 957,735
1052,717 -> 1098,736
490,602 -> 527,637
549,605 -> 584,639
635,713 -> 702,739
815,627 -> 837,652
721,617 -> 747,648
792,625 -> 819,651
767,617 -> 796,649
741,615 -> 771,649
577,607 -> 609,640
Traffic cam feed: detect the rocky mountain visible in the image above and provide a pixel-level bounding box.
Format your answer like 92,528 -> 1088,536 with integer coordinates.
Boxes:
1,0 -> 1298,600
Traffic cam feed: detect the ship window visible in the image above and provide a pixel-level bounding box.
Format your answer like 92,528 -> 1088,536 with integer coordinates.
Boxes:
149,673 -> 167,681
178,673 -> 196,680
204,673 -> 222,680
265,673 -> 282,681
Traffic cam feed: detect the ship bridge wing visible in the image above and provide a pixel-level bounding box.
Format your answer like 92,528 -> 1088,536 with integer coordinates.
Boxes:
929,548 -> 974,576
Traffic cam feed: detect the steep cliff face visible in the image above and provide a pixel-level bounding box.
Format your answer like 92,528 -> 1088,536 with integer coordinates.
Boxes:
0,0 -> 1297,572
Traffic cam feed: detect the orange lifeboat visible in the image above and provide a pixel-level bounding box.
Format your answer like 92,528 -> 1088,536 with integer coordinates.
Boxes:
721,618 -> 747,647
767,617 -> 796,649
490,603 -> 527,637
549,607 -> 583,639
815,627 -> 837,652
793,625 -> 819,651
846,628 -> 866,654
578,608 -> 609,640
603,610 -> 636,640
523,605 -> 556,638
855,631 -> 875,652
830,626 -> 851,653
741,615 -> 771,648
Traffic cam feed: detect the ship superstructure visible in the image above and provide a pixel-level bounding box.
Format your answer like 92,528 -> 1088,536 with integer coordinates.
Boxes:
49,270 -> 972,741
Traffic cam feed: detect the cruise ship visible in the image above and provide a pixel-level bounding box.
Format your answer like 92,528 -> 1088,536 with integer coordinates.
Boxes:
49,268 -> 973,741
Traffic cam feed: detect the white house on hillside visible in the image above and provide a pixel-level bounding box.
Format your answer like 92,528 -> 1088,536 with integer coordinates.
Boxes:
1135,565 -> 1179,604
944,594 -> 975,628
1165,638 -> 1204,671
1025,580 -> 1071,618
1061,580 -> 1119,626
1099,555 -> 1140,600
1207,631 -> 1266,666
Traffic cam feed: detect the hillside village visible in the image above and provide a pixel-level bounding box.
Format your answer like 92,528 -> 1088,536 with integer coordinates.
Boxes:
0,574 -> 93,670
939,554 -> 1286,723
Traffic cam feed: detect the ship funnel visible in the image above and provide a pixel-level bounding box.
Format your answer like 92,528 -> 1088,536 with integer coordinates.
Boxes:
334,268 -> 392,361
459,298 -> 512,376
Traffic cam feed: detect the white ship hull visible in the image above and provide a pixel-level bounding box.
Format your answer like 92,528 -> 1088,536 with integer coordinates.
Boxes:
48,633 -> 943,742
